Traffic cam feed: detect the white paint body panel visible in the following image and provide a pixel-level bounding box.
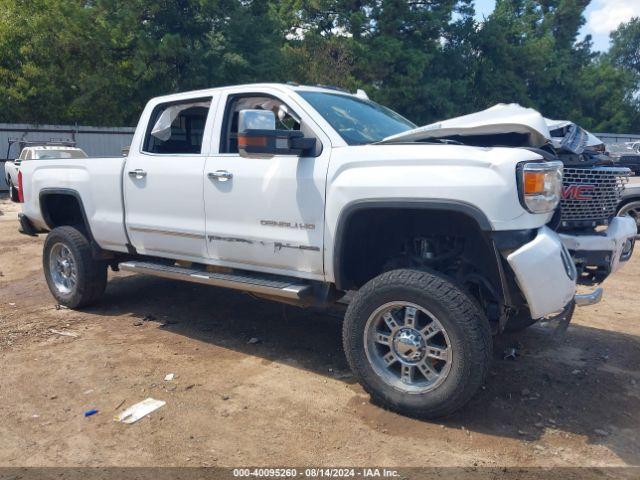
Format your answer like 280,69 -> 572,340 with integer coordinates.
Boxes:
202,87 -> 331,276
203,152 -> 328,275
20,156 -> 128,252
322,143 -> 553,282
121,92 -> 221,258
4,160 -> 18,186
507,227 -> 576,319
383,103 -> 552,146
383,103 -> 603,149
123,153 -> 208,257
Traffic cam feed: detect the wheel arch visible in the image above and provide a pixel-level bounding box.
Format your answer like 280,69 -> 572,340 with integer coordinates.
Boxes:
617,194 -> 640,234
332,199 -> 494,290
332,199 -> 523,331
618,195 -> 640,208
39,188 -> 96,245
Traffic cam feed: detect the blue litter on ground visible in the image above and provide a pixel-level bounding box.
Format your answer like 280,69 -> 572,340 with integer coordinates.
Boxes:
84,409 -> 98,417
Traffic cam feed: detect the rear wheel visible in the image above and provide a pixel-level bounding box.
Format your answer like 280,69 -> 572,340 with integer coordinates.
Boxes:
343,269 -> 492,418
43,226 -> 108,308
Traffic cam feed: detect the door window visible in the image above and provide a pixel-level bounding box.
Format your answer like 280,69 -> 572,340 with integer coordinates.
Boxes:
220,95 -> 302,154
144,99 -> 211,154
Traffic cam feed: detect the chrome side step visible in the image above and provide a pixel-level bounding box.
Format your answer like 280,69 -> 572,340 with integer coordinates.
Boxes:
119,261 -> 312,300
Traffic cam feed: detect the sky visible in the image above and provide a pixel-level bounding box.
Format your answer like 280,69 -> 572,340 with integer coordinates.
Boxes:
473,0 -> 640,51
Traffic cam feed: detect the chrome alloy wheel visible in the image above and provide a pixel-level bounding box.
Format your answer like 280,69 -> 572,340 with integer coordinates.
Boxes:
364,301 -> 453,394
49,243 -> 78,295
618,201 -> 640,235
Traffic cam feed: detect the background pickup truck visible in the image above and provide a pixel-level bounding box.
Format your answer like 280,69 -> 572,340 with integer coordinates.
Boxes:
5,141 -> 87,202
15,83 -> 637,418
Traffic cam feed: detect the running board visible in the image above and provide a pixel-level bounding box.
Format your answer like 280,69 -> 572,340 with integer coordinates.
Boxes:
118,261 -> 312,300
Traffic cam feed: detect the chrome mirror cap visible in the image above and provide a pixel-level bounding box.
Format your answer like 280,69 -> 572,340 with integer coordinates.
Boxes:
238,109 -> 276,132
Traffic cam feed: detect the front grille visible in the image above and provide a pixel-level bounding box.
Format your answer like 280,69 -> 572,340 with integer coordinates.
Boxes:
560,167 -> 630,225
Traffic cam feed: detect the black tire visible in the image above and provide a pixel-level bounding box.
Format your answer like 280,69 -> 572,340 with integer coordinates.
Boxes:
503,310 -> 537,333
43,226 -> 108,308
7,180 -> 17,202
343,269 -> 492,418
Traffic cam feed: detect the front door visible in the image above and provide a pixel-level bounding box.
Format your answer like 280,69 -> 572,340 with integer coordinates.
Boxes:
124,95 -> 218,260
203,91 -> 330,278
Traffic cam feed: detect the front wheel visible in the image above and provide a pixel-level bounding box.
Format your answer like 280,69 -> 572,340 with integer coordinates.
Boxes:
43,226 -> 108,309
343,269 -> 492,418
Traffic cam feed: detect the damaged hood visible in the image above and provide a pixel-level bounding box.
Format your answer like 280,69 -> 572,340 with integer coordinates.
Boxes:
381,103 -> 602,154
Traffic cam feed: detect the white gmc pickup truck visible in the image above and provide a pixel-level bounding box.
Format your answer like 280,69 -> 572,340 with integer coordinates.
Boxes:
16,83 -> 637,418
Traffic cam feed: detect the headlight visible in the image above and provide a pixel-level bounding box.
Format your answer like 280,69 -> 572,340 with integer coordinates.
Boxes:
518,161 -> 563,213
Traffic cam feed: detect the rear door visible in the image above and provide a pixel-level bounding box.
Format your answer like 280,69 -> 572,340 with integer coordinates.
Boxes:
124,95 -> 219,260
202,89 -> 331,278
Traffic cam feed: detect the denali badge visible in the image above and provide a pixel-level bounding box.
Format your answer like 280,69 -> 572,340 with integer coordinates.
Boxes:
561,184 -> 595,201
260,220 -> 315,230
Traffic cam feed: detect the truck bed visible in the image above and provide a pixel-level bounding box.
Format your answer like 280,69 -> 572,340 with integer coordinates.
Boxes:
20,156 -> 129,252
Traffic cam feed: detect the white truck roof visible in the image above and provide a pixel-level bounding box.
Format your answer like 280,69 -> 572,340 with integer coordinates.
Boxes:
25,145 -> 84,151
149,83 -> 356,103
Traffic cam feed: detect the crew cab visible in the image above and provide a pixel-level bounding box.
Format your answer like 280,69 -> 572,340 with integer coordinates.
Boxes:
15,84 -> 637,418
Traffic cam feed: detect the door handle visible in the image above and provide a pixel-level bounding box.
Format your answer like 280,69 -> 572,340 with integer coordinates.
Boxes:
128,169 -> 147,179
208,170 -> 233,182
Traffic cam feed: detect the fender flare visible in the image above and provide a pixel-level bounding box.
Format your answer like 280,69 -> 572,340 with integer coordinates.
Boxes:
332,198 -> 493,290
39,188 -> 97,245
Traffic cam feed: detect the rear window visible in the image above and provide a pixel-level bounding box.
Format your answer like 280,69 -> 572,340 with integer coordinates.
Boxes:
34,150 -> 87,159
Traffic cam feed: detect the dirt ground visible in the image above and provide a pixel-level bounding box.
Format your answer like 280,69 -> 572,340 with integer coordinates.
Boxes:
0,194 -> 639,468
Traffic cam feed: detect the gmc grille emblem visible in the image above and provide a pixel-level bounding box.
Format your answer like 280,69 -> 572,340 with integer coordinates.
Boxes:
562,184 -> 596,200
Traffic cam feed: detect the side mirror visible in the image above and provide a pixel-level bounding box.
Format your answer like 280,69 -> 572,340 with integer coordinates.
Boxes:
238,109 -> 276,131
237,109 -> 316,158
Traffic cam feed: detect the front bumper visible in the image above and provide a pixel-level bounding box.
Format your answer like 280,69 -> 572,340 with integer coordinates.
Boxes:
559,216 -> 636,284
506,227 -> 577,319
504,216 -> 635,319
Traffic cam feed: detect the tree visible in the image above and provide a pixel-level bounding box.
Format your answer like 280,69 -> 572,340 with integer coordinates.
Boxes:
571,58 -> 639,132
610,17 -> 640,79
280,0 -> 480,124
474,0 -> 592,119
0,0 -> 638,132
0,0 -> 286,125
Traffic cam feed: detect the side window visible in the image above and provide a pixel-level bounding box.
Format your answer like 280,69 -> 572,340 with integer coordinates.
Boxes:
19,149 -> 29,160
143,99 -> 211,154
220,95 -> 301,154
